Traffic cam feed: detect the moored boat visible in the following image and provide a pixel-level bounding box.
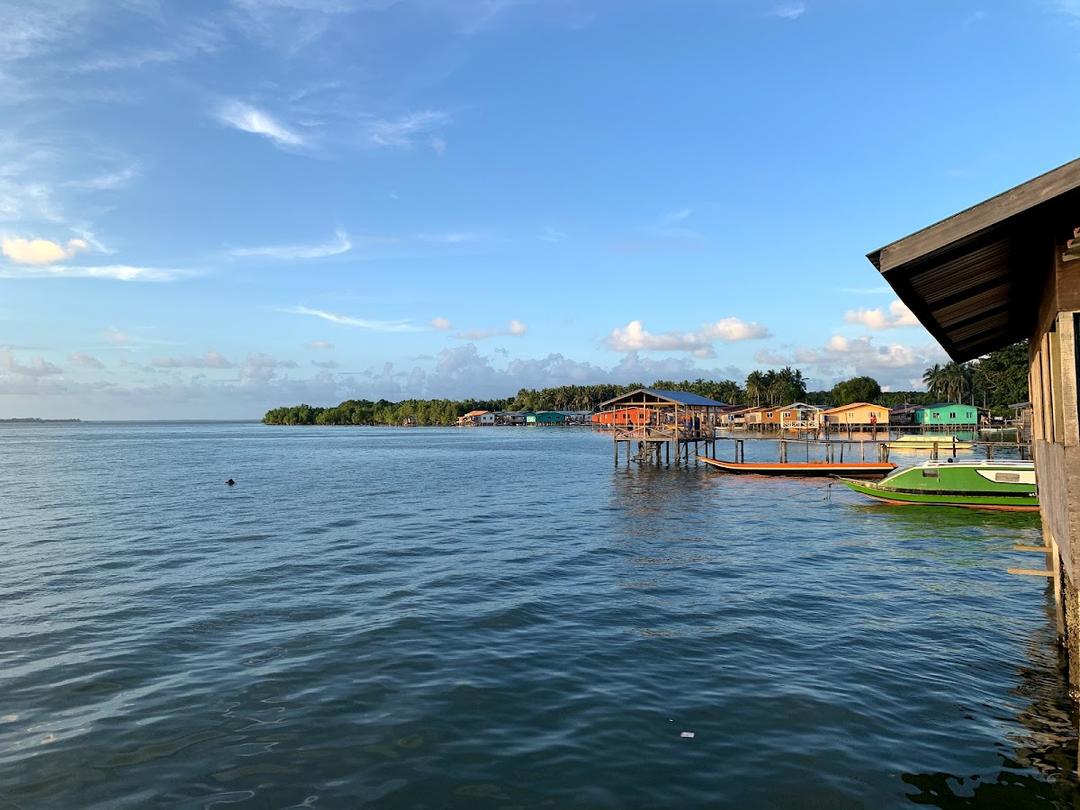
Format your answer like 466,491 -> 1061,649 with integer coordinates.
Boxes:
887,434 -> 973,451
698,456 -> 895,478
836,459 -> 1038,511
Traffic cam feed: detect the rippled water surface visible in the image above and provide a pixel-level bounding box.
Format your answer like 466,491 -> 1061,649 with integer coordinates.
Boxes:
2,422 -> 1077,808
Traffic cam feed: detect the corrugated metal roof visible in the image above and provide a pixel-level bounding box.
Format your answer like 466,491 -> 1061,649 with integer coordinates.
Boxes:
598,388 -> 728,409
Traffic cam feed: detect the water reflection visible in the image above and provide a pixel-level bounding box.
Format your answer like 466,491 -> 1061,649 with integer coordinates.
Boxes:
902,593 -> 1078,807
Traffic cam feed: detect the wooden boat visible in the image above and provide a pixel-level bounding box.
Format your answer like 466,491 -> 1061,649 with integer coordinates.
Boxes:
887,434 -> 973,451
836,459 -> 1038,512
698,456 -> 896,478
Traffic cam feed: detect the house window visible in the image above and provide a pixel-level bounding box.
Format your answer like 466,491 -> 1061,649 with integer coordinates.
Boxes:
950,412 -> 956,419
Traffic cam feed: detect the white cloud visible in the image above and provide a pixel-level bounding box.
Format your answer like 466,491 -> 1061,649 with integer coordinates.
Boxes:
368,111 -> 449,148
0,263 -> 184,281
0,342 -> 749,420
754,334 -> 948,390
306,339 -> 334,349
605,317 -> 770,357
454,320 -> 528,340
431,137 -> 447,156
312,359 -> 339,369
0,349 -> 62,377
216,100 -> 306,149
769,2 -> 806,19
285,305 -> 421,332
430,316 -> 453,331
844,299 -> 919,330
230,228 -> 352,259
2,236 -> 88,265
69,352 -> 103,368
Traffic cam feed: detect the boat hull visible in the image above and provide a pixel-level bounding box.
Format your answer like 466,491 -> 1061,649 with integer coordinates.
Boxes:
699,456 -> 895,478
836,464 -> 1040,512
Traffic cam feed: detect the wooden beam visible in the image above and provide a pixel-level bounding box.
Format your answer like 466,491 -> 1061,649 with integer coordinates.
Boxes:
1014,545 -> 1053,553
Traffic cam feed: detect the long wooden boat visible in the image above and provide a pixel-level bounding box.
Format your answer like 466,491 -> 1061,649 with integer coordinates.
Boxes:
698,456 -> 896,478
836,459 -> 1039,512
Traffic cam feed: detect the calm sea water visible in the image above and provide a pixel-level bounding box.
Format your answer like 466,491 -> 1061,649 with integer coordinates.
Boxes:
1,422 -> 1076,809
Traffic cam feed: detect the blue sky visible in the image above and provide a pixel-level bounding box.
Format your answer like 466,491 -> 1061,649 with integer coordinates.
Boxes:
1,0 -> 1078,418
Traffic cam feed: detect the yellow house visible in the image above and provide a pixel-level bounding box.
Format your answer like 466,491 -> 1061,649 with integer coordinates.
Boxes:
817,402 -> 889,430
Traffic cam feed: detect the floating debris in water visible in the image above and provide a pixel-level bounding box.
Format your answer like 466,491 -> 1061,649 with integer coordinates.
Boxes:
680,731 -> 695,739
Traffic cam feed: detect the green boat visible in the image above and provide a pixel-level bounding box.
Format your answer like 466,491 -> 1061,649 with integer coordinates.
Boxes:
837,459 -> 1038,512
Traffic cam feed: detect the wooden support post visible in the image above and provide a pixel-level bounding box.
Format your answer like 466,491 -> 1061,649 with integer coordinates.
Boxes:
1007,568 -> 1055,577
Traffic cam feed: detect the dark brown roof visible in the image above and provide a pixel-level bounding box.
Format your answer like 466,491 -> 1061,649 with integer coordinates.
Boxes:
868,157 -> 1080,362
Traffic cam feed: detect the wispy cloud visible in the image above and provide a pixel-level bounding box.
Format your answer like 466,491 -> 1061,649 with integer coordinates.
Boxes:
284,305 -> 421,332
368,111 -> 449,148
1053,1 -> 1080,22
417,231 -> 482,244
0,263 -> 185,282
605,318 -> 770,358
306,339 -> 334,350
216,100 -> 306,149
454,320 -> 528,340
105,327 -> 136,346
230,228 -> 352,259
73,21 -> 224,72
65,165 -> 141,192
612,208 -> 705,253
539,227 -> 567,243
431,316 -> 453,331
844,300 -> 919,330
152,351 -> 235,369
768,2 -> 806,20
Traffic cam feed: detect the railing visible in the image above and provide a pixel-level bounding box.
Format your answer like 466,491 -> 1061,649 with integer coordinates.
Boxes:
611,423 -> 715,442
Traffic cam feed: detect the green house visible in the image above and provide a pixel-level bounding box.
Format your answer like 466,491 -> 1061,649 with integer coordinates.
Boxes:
526,411 -> 565,425
916,403 -> 979,426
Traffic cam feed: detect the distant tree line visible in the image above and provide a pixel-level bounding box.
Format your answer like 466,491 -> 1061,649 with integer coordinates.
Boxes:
263,342 -> 1029,425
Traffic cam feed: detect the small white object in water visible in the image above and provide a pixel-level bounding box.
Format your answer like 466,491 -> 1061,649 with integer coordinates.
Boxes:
680,731 -> 695,739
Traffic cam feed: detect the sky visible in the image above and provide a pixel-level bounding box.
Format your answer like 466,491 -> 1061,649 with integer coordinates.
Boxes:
1,0 -> 1078,419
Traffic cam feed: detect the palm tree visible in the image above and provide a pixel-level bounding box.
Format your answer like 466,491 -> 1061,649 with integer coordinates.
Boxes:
940,361 -> 971,402
745,371 -> 766,407
922,364 -> 944,399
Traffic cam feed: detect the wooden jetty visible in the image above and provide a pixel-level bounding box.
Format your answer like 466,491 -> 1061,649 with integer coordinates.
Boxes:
596,388 -> 725,465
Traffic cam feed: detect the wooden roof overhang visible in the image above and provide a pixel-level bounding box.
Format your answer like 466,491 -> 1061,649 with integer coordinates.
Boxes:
868,157 -> 1080,362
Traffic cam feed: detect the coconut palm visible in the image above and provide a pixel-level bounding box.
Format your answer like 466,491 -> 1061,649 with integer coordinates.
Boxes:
922,364 -> 944,399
